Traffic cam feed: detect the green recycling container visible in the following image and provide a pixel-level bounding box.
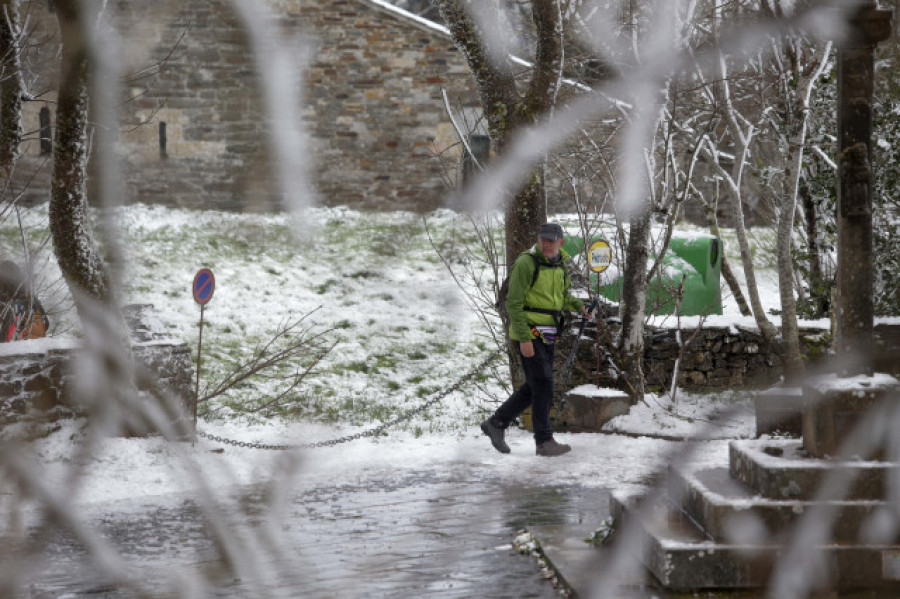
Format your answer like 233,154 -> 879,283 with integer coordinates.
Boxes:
666,235 -> 722,316
592,235 -> 722,316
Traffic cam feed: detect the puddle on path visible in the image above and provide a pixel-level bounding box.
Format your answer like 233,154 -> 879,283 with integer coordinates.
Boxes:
8,470 -> 603,598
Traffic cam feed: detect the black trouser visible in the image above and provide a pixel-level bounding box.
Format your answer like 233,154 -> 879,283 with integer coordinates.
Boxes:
492,339 -> 555,445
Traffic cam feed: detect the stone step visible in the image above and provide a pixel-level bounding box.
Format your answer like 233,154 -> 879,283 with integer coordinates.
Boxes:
753,385 -> 803,437
610,491 -> 773,590
669,465 -> 892,543
801,374 -> 900,458
611,491 -> 900,592
729,439 -> 897,501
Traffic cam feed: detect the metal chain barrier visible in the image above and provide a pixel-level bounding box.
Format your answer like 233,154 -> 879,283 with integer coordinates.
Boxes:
195,349 -> 504,450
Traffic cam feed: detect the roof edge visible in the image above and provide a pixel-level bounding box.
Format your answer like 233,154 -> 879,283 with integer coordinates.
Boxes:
355,0 -> 451,38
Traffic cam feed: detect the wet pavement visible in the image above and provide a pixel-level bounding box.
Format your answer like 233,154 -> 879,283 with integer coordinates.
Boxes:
12,469 -> 612,598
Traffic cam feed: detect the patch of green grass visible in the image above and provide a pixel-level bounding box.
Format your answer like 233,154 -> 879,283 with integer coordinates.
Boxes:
315,279 -> 338,294
332,352 -> 400,376
349,270 -> 378,279
344,361 -> 371,374
416,385 -> 441,398
427,342 -> 453,356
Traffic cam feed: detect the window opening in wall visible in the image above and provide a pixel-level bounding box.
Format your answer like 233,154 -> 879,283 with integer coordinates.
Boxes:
39,107 -> 52,155
159,121 -> 167,159
461,134 -> 490,187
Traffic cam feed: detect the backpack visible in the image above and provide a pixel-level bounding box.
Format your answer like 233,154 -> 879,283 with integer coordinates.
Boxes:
496,252 -> 565,310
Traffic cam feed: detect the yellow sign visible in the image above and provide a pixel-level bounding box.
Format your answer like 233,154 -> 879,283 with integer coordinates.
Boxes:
588,240 -> 612,273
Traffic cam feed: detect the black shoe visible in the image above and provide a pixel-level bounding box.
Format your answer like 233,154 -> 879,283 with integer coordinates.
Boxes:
480,419 -> 511,454
536,439 -> 571,457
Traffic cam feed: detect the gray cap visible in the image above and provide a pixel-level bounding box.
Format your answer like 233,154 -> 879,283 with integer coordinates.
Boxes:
538,223 -> 564,241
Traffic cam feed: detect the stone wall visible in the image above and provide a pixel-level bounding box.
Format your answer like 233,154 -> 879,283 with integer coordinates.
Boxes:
9,0 -> 794,223
565,322 -> 792,393
290,0 -> 477,210
565,320 -> 900,394
13,0 -> 480,212
0,306 -> 194,434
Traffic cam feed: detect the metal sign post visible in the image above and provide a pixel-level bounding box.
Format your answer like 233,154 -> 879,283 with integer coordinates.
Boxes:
192,268 -> 215,438
588,241 -> 612,387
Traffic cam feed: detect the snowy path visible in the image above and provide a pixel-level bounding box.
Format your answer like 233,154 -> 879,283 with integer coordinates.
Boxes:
20,468 -> 601,598
3,423 -> 740,597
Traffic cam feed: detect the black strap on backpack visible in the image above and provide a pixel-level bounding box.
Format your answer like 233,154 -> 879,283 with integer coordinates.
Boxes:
498,253 -> 546,308
496,253 -> 568,335
526,255 -> 567,333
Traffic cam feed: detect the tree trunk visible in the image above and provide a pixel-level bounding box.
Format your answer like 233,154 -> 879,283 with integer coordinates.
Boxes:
720,254 -> 751,316
775,39 -> 832,380
618,209 -> 651,401
800,183 -> 828,316
0,0 -> 23,177
778,138 -> 804,380
709,48 -> 778,341
435,0 -> 562,267
504,169 -> 545,268
50,0 -> 111,313
722,136 -> 778,341
436,0 -> 562,390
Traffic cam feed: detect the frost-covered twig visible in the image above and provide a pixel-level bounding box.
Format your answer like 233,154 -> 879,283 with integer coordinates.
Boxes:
198,309 -> 336,409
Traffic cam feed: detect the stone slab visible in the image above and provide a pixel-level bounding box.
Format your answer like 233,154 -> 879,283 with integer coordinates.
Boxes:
610,491 -> 900,592
802,373 -> 900,458
730,439 -> 898,501
527,487 -> 645,597
609,492 -> 774,590
521,389 -> 630,433
753,385 -> 803,437
670,465 -> 892,543
556,390 -> 631,433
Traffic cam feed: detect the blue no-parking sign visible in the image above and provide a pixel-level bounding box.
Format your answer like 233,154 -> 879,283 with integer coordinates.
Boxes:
192,267 -> 216,434
193,268 -> 215,305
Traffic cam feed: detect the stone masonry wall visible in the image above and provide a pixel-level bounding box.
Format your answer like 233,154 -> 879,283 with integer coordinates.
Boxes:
13,0 -> 479,212
0,306 -> 194,432
290,0 -> 478,210
565,321 -> 900,394
10,0 -> 788,223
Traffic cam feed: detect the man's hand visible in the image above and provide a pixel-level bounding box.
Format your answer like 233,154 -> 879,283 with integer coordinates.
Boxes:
583,297 -> 599,319
520,340 -> 535,358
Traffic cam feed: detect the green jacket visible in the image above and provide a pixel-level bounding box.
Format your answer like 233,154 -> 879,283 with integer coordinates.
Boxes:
506,246 -> 583,343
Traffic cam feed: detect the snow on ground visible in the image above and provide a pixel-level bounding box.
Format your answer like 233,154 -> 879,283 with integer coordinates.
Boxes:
1,204 -> 792,515
24,417 -> 731,514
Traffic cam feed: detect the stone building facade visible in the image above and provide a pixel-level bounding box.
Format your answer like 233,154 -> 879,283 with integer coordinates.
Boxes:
11,0 -> 835,224
14,0 -> 481,212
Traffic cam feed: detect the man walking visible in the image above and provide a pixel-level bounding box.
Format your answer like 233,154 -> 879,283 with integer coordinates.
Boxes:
481,223 -> 587,456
